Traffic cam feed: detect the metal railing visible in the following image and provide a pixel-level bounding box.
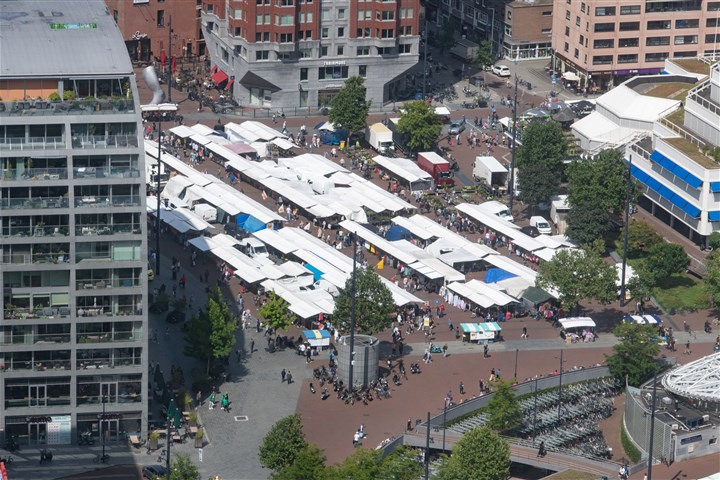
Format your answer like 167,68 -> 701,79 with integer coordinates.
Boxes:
75,306 -> 143,317
1,226 -> 70,238
2,307 -> 71,320
0,197 -> 69,209
1,168 -> 68,181
72,167 -> 141,179
0,99 -> 136,116
0,333 -> 71,345
1,360 -> 71,371
0,252 -> 70,266
71,134 -> 139,149
77,331 -> 142,343
74,195 -> 142,208
75,223 -> 142,236
0,136 -> 66,150
75,277 -> 142,290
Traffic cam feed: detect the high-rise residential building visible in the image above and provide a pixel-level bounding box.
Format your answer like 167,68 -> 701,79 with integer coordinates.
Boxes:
200,0 -> 421,109
0,0 -> 148,447
105,0 -> 205,63
552,0 -> 720,91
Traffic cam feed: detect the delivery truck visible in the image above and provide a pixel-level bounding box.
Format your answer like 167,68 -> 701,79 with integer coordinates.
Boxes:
450,39 -> 480,62
417,151 -> 454,187
366,122 -> 395,154
473,156 -> 508,187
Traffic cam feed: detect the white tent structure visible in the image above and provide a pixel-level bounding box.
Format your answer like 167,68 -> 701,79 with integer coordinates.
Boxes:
371,155 -> 433,192
662,352 -> 720,403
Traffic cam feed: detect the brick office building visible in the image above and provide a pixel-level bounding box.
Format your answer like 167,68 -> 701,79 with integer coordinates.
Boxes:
200,0 -> 421,110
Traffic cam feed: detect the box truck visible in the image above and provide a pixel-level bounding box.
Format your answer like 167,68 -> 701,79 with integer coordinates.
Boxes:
450,39 -> 480,62
366,122 -> 394,154
473,156 -> 508,186
417,151 -> 454,187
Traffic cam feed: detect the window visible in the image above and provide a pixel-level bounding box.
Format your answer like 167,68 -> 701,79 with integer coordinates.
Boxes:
336,45 -> 344,56
357,27 -> 370,37
337,27 -> 345,37
542,10 -> 552,16
338,8 -> 345,19
279,33 -> 293,43
619,22 -> 639,31
617,54 -> 637,63
221,47 -> 229,62
674,35 -> 698,44
359,65 -> 367,77
399,25 -> 412,36
113,10 -> 118,22
580,2 -> 586,13
300,68 -> 308,81
400,8 -> 414,18
357,46 -> 370,55
318,66 -> 349,80
541,28 -> 552,34
321,27 -> 329,38
646,36 -> 670,46
647,20 -> 671,30
674,50 -> 697,57
576,16 -> 581,26
574,48 -> 579,58
380,11 -> 395,20
675,19 -> 699,29
707,18 -> 719,27
593,39 -> 614,49
593,55 -> 613,64
381,29 -> 394,38
566,10 -> 570,19
620,5 -> 641,14
399,44 -> 411,53
255,32 -> 269,42
320,46 -> 328,57
645,52 -> 669,62
321,8 -> 330,20
706,33 -> 720,43
357,10 -> 365,20
279,14 -> 293,25
234,27 -> 241,37
280,0 -> 294,5
579,34 -> 584,44
594,22 -> 615,32
156,10 -> 164,27
595,6 -> 615,16
619,37 -> 639,47
255,50 -> 269,61
565,26 -> 570,36
709,2 -> 720,11
377,47 -> 392,55
299,48 -> 312,58
564,42 -> 569,52
299,12 -> 313,23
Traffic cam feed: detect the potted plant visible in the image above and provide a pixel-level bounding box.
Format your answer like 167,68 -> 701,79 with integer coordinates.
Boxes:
188,410 -> 198,427
48,92 -> 61,103
148,430 -> 160,451
194,427 -> 204,448
184,392 -> 193,411
63,90 -> 76,101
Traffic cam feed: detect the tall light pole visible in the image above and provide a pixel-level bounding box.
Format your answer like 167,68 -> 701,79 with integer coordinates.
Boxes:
647,369 -> 658,480
424,411 -> 431,480
620,155 -> 633,306
422,19 -> 429,100
532,377 -> 539,446
508,75 -> 519,211
488,8 -> 496,59
167,16 -> 173,103
347,234 -> 358,390
156,124 -> 162,275
514,348 -> 519,381
442,401 -> 447,451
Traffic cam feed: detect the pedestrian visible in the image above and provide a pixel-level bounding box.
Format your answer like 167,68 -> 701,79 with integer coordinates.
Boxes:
684,340 -> 691,355
353,431 -> 361,447
442,344 -> 448,357
172,285 -> 177,298
448,319 -> 453,331
250,339 -> 255,353
196,390 -> 202,407
406,418 -> 413,431
286,371 -> 293,384
479,379 -> 485,393
305,348 -> 312,363
489,368 -> 496,382
521,327 -> 528,339
459,382 -> 465,395
208,392 -> 215,410
180,274 -> 186,288
281,369 -> 286,382
483,343 -> 489,358
236,349 -> 242,362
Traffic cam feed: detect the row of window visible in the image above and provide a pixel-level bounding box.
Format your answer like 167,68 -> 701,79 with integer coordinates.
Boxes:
592,51 -> 698,65
253,42 -> 411,61
577,1 -> 719,15
241,25 -> 413,43
594,34 -> 719,48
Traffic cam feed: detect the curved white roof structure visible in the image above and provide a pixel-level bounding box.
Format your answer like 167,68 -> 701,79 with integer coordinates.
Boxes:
662,352 -> 720,403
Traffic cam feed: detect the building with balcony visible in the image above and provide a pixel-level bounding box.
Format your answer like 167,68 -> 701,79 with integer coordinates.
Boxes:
105,0 -> 205,64
200,0 -> 420,110
0,0 -> 148,447
552,0 -> 720,91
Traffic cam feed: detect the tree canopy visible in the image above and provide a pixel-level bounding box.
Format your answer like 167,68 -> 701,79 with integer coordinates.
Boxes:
333,266 -> 395,335
259,414 -> 308,472
625,220 -> 663,259
273,445 -> 328,480
436,20 -> 457,53
207,288 -> 236,361
329,76 -> 370,134
170,453 -> 200,480
396,100 -> 442,152
566,149 -> 630,216
472,40 -> 493,69
259,292 -> 291,331
435,427 -> 510,480
536,239 -> 616,311
704,250 -> 720,306
605,323 -> 660,386
565,200 -> 611,246
645,242 -> 690,282
516,121 -> 566,205
485,380 -> 522,432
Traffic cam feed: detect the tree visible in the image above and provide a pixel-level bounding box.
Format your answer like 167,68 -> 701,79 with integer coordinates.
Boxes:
273,445 -> 328,480
170,453 -> 200,480
516,122 -> 566,206
707,231 -> 720,250
376,446 -> 423,480
396,100 -> 442,152
566,149 -> 630,216
434,427 -> 510,480
208,288 -> 236,362
329,76 -> 370,134
625,220 -> 662,259
472,40 -> 493,70
536,239 -> 616,311
333,266 -> 395,335
565,201 -> 611,246
259,292 -> 291,331
326,448 -> 383,480
259,414 -> 308,472
183,309 -> 212,362
704,250 -> 720,306
605,323 -> 660,386
645,242 -> 689,282
484,380 -> 522,432
436,20 -> 456,53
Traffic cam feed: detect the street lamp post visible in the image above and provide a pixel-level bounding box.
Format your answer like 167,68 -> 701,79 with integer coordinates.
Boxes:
488,8 -> 496,59
442,402 -> 447,451
167,16 -> 173,103
532,377 -> 539,446
620,155 -> 633,306
347,234 -> 358,390
647,369 -> 658,480
514,348 -> 519,381
424,411 -> 431,480
508,75 -> 519,211
156,124 -> 162,275
422,19 -> 429,100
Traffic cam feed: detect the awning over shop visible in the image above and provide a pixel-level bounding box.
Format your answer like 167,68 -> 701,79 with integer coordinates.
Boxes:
623,314 -> 662,325
271,138 -> 296,151
460,322 -> 502,333
225,79 -> 234,91
559,317 -> 596,330
239,71 -> 280,92
303,329 -> 331,347
211,70 -> 228,85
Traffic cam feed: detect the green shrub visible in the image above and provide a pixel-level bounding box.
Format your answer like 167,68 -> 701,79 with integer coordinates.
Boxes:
48,92 -> 61,102
63,90 -> 76,101
620,415 -> 641,463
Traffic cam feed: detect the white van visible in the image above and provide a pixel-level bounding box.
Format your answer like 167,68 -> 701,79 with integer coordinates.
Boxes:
237,238 -> 269,258
529,216 -> 552,235
478,200 -> 514,223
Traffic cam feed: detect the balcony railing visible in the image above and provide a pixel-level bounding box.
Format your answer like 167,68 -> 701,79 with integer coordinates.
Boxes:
1,225 -> 70,238
0,197 -> 69,209
76,306 -> 143,317
78,356 -> 142,369
77,392 -> 142,405
74,195 -> 142,208
0,136 -> 66,150
1,360 -> 71,371
5,396 -> 72,408
1,252 -> 70,266
686,82 -> 720,118
77,331 -> 142,343
0,99 -> 136,117
1,168 -> 68,181
73,167 -> 141,179
0,333 -> 71,345
3,307 -> 71,320
75,223 -> 142,236
76,277 -> 142,290
71,134 -> 139,149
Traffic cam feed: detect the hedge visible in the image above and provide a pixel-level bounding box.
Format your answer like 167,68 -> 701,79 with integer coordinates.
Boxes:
620,415 -> 642,464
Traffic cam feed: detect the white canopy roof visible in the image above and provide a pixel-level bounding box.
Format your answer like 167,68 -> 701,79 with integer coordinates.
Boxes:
662,352 -> 720,403
189,124 -> 217,136
340,220 -> 417,265
595,84 -> 680,123
434,106 -> 451,116
559,317 -> 596,330
252,229 -> 298,255
169,125 -> 195,138
391,216 -> 436,241
475,156 -> 508,174
271,138 -> 297,151
372,155 -> 433,186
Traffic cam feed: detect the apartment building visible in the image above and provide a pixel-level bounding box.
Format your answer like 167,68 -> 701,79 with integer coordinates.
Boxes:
105,0 -> 205,63
552,0 -> 720,91
627,60 -> 720,244
503,0 -> 554,61
0,1 -> 148,446
200,0 -> 421,110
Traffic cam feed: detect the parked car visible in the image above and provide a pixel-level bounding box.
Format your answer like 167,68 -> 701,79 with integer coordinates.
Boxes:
530,216 -> 553,235
448,120 -> 466,135
492,65 -> 511,77
143,465 -> 168,480
520,225 -> 540,238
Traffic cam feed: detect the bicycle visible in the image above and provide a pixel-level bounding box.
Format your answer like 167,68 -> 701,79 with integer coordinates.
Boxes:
94,453 -> 110,464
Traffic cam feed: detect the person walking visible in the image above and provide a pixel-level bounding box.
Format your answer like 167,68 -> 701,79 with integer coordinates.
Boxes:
459,382 -> 465,395
208,392 -> 215,410
281,369 -> 286,383
684,340 -> 692,355
250,339 -> 255,353
286,371 -> 293,384
521,327 -> 528,339
483,343 -> 489,358
442,344 -> 448,357
236,349 -> 242,362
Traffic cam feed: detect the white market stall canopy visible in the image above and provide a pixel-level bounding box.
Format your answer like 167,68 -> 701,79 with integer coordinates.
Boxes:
372,155 -> 433,192
623,314 -> 662,325
559,317 -> 596,330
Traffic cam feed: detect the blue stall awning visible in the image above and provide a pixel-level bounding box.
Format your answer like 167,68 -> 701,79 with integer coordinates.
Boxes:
650,150 -> 702,189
